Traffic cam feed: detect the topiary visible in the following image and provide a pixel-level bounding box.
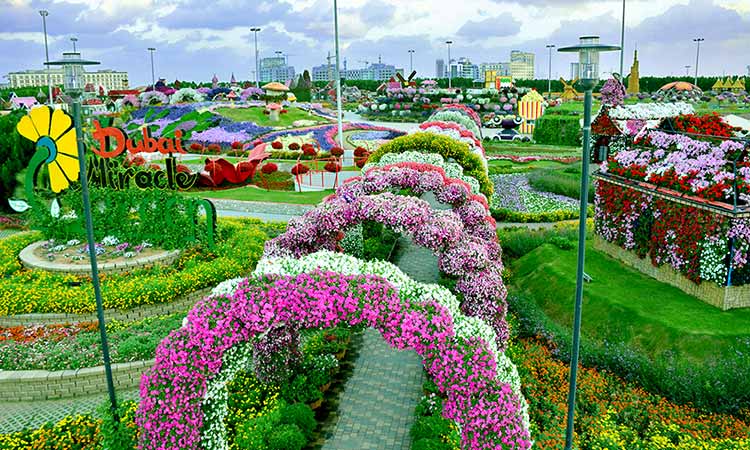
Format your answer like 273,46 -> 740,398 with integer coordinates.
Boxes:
367,132 -> 492,197
288,142 -> 301,151
271,141 -> 283,150
267,424 -> 306,450
278,403 -> 316,440
330,146 -> 344,157
261,162 -> 278,175
291,164 -> 309,176
302,144 -> 317,156
324,162 -> 341,173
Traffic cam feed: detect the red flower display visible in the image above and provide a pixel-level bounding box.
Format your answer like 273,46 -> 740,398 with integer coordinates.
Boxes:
291,163 -> 309,175
260,162 -> 278,175
271,141 -> 283,150
330,146 -> 344,157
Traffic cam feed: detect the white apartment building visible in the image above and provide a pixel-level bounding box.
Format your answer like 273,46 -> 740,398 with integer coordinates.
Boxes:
510,51 -> 535,80
7,68 -> 129,91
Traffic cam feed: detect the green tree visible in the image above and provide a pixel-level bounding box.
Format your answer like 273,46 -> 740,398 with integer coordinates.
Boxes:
0,111 -> 36,211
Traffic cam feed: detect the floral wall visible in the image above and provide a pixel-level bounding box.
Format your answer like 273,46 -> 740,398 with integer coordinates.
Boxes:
595,180 -> 750,287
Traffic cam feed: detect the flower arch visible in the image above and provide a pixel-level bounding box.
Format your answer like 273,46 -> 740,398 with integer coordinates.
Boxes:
367,133 -> 492,197
138,258 -> 531,450
265,191 -> 508,345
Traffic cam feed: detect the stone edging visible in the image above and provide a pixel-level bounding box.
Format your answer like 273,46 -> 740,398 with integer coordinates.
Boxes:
0,359 -> 154,402
594,235 -> 750,310
0,286 -> 213,327
19,241 -> 181,275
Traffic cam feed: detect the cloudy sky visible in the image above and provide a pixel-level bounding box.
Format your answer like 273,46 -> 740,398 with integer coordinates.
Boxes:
1,0 -> 749,86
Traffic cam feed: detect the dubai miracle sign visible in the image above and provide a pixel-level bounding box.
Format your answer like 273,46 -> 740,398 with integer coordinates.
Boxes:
88,120 -> 198,190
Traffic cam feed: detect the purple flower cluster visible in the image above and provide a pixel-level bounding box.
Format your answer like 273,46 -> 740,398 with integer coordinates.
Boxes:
137,272 -> 531,450
600,78 -> 626,107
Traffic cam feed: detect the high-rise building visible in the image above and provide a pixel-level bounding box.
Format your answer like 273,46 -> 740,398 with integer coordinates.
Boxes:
446,57 -> 479,81
7,68 -> 129,90
435,59 -> 445,79
510,50 -> 535,80
312,57 -> 400,82
259,56 -> 295,83
479,62 -> 511,77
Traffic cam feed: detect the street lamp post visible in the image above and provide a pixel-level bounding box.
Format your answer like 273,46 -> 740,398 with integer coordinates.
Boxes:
45,51 -> 119,422
408,49 -> 415,73
546,44 -> 555,96
619,0 -> 625,77
445,40 -> 453,89
147,47 -> 156,91
333,0 -> 344,149
558,36 -> 620,450
685,65 -> 691,77
250,27 -> 261,87
70,37 -> 78,52
693,38 -> 704,87
39,10 -> 52,106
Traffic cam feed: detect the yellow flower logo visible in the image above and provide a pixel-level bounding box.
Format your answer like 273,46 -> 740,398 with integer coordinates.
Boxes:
16,106 -> 79,193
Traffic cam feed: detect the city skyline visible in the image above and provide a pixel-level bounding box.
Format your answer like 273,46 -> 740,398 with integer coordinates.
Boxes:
1,0 -> 749,86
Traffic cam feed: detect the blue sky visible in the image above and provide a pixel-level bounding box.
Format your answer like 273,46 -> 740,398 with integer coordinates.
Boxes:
1,0 -> 749,86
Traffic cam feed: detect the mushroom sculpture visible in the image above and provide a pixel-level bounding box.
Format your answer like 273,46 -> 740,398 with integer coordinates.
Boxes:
266,102 -> 282,122
262,81 -> 290,98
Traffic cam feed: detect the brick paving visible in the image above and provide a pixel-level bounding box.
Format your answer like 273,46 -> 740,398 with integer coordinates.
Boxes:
316,234 -> 440,449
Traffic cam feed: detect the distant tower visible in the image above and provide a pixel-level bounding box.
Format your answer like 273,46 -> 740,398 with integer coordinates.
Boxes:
627,50 -> 640,94
230,72 -> 237,86
212,74 -> 219,89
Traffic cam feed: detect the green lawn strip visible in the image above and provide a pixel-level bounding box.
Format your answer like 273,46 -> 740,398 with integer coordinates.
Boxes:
185,186 -> 333,204
212,106 -> 329,128
511,242 -> 750,362
488,159 -> 571,171
483,141 -> 579,157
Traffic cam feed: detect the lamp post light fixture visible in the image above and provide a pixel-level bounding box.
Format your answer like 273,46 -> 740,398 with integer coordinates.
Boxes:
45,51 -> 119,423
685,65 -> 691,77
693,38 -> 704,87
557,35 -> 620,450
445,40 -> 453,89
250,27 -> 261,87
147,47 -> 156,91
333,0 -> 344,149
408,49 -> 415,73
546,44 -> 555,96
70,37 -> 78,52
39,10 -> 52,106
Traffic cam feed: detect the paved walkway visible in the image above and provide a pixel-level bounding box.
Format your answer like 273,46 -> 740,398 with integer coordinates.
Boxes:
0,388 -> 139,433
0,229 -> 21,239
318,220 -> 441,449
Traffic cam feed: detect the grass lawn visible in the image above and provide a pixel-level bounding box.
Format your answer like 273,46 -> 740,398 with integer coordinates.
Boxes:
213,106 -> 329,128
511,241 -> 750,363
484,141 -> 580,157
184,186 -> 333,204
488,159 -> 572,172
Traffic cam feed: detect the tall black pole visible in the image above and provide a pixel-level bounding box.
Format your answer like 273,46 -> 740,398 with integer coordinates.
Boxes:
564,86 -> 593,450
72,97 -> 119,421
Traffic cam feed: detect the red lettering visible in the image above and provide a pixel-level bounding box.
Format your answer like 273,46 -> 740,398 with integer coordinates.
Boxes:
91,120 -> 126,158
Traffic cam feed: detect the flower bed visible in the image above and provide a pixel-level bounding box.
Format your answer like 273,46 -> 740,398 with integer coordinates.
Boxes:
491,174 -> 580,223
367,132 -> 493,197
429,109 -> 482,137
419,120 -> 485,160
595,179 -> 750,288
137,266 -> 530,449
0,220 -> 267,315
602,130 -> 749,204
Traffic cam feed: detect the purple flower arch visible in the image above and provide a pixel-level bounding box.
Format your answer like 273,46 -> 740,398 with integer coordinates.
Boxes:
265,189 -> 509,347
137,272 -> 531,450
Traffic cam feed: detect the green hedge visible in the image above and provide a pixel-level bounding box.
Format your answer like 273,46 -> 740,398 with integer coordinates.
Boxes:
367,132 -> 493,197
28,187 -> 212,249
0,111 -> 36,212
533,115 -> 581,147
490,206 -> 591,223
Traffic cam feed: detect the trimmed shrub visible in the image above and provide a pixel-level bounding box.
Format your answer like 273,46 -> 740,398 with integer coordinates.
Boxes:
533,115 -> 581,146
288,142 -> 301,151
330,146 -> 344,157
278,403 -> 316,440
271,141 -> 284,150
260,162 -> 278,175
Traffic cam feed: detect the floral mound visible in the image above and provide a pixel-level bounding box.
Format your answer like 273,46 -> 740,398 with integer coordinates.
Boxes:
138,262 -> 531,449
265,191 -> 508,346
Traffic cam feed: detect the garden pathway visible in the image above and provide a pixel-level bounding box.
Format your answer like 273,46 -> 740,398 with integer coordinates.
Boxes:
317,195 -> 445,450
